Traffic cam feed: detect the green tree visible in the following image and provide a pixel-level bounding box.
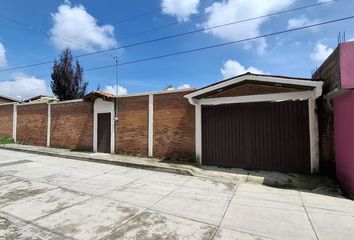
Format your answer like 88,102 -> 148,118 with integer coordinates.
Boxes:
51,49 -> 88,101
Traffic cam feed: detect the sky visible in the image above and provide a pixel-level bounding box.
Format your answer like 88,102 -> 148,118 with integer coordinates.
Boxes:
0,0 -> 353,100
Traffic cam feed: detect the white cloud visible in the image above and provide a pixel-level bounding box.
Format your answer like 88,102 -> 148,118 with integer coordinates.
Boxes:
221,59 -> 265,79
0,42 -> 6,68
310,43 -> 333,63
177,84 -> 191,89
104,84 -> 128,96
161,0 -> 200,22
0,73 -> 51,100
203,0 -> 295,55
287,16 -> 320,31
50,2 -> 117,52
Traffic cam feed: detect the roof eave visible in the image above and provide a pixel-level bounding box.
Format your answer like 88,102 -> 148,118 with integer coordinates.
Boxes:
184,73 -> 323,100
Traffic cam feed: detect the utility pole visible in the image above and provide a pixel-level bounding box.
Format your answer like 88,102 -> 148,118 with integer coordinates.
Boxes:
113,55 -> 119,124
113,56 -> 119,96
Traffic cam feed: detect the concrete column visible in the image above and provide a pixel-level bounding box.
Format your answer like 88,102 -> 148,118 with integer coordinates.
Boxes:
148,94 -> 154,157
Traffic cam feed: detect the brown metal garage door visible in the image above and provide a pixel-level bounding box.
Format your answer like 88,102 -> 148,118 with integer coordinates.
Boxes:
97,113 -> 111,153
202,100 -> 311,174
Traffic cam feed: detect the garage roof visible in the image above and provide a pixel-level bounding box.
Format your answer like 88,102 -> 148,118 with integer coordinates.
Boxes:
185,72 -> 323,100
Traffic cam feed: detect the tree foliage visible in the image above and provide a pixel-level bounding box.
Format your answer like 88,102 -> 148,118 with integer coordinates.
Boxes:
51,49 -> 88,101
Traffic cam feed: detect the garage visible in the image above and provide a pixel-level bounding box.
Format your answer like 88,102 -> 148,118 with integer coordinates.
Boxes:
202,100 -> 310,173
185,73 -> 323,174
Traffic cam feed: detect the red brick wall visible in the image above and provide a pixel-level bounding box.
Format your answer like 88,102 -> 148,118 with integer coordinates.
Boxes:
0,105 -> 13,138
116,96 -> 149,156
153,91 -> 195,160
17,103 -> 47,146
10,91 -> 196,161
51,101 -> 93,151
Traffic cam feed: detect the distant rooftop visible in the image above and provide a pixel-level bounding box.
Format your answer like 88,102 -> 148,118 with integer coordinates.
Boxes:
0,95 -> 19,102
24,95 -> 57,103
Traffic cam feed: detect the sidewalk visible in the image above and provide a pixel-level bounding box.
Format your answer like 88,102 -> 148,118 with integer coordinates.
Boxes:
0,143 -> 341,195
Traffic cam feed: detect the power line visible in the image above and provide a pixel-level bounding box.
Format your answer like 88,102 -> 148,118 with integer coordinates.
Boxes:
114,7 -> 161,24
118,0 -> 333,41
82,0 -> 338,57
115,0 -> 257,26
1,15 -> 353,82
84,16 -> 354,70
119,0 -> 259,40
119,21 -> 180,41
0,13 -> 95,52
0,0 -> 337,73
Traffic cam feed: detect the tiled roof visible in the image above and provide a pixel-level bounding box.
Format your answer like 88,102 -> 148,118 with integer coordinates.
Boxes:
83,91 -> 116,101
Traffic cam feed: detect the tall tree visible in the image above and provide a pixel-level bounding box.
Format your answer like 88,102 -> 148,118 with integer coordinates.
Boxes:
51,49 -> 88,101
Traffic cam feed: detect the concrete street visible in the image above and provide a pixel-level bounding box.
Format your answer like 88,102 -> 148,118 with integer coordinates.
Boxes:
0,149 -> 353,240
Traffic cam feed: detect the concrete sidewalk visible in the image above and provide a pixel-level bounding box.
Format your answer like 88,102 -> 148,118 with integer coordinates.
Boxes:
0,143 -> 340,194
0,149 -> 353,240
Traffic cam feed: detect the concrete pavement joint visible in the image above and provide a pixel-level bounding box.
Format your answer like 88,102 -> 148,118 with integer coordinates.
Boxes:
100,177 -> 192,239
0,210 -> 76,240
298,191 -> 320,240
219,225 -> 278,240
30,194 -> 98,223
2,149 -> 352,239
210,181 -> 241,240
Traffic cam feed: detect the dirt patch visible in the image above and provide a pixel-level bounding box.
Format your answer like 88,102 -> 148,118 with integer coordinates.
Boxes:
104,211 -> 215,240
53,222 -> 81,236
104,212 -> 178,240
197,177 -> 237,192
0,217 -> 21,240
0,187 -> 49,205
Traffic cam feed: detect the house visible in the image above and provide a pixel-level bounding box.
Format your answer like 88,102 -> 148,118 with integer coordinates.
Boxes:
0,95 -> 18,104
24,95 -> 57,103
185,73 -> 323,174
312,40 -> 354,198
0,74 -> 323,175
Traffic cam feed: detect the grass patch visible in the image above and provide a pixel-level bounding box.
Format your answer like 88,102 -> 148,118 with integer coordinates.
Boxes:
0,136 -> 14,144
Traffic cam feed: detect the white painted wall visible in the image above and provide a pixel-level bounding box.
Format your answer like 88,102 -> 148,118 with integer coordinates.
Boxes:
12,103 -> 17,142
148,94 -> 154,157
195,104 -> 202,164
47,104 -> 51,147
93,98 -> 115,154
309,99 -> 320,173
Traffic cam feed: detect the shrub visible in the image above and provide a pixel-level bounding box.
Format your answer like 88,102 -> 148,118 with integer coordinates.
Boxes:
0,136 -> 14,144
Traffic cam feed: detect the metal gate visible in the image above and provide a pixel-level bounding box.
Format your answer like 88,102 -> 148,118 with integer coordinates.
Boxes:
202,100 -> 311,173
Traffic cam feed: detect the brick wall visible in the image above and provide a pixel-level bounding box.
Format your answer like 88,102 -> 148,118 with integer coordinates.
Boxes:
17,103 -> 47,146
51,101 -> 93,151
312,47 -> 341,93
153,91 -> 195,160
2,91 -> 197,161
116,96 -> 149,156
312,46 -> 340,176
0,105 -> 13,138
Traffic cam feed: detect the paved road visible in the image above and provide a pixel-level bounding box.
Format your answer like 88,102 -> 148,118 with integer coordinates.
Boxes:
0,149 -> 353,240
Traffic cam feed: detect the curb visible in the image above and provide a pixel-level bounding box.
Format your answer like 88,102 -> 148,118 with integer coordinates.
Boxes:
0,145 -> 195,176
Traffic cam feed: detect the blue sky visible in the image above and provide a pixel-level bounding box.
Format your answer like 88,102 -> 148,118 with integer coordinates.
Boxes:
0,0 -> 353,100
